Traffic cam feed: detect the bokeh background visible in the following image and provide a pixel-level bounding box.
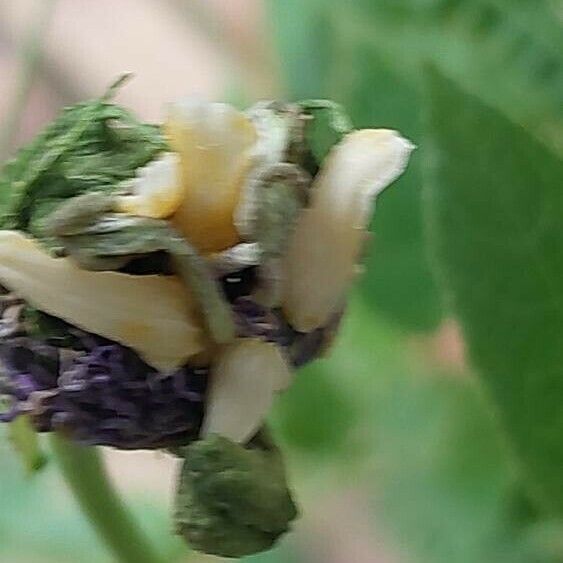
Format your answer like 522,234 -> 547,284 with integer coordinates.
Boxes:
1,1 -> 563,562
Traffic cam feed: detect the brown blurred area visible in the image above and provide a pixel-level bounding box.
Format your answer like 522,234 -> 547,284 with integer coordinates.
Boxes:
0,0 -> 278,152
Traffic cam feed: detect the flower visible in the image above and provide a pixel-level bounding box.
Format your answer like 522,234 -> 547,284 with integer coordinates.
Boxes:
0,97 -> 412,448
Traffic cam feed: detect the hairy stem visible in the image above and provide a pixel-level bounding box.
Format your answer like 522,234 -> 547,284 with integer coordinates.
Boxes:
50,433 -> 163,563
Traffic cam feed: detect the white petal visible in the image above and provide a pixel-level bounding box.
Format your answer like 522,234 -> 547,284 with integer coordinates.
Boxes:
116,152 -> 183,219
202,339 -> 292,443
283,129 -> 414,332
0,231 -> 204,372
165,99 -> 257,253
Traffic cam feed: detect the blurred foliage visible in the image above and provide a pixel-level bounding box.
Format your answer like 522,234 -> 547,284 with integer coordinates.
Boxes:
271,362 -> 359,457
425,69 -> 563,517
301,298 -> 561,563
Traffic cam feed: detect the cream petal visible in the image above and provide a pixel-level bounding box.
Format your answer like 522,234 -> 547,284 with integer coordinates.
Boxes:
0,231 -> 204,372
283,129 -> 414,332
165,99 -> 257,253
116,152 -> 183,219
201,339 -> 292,443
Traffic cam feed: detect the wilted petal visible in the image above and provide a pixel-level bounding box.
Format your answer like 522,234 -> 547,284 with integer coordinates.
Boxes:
165,100 -> 257,253
117,152 -> 183,219
0,231 -> 204,372
202,339 -> 291,443
283,129 -> 414,332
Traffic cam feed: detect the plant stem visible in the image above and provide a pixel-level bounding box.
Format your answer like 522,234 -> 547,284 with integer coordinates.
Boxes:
0,0 -> 58,160
50,433 -> 163,563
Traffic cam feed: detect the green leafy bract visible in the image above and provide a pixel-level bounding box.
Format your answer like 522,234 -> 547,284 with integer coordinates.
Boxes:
0,79 -> 167,339
0,77 -> 166,242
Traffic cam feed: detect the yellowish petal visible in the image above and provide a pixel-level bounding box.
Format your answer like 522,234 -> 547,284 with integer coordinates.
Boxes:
283,129 -> 414,332
116,152 -> 183,219
0,231 -> 204,372
165,100 -> 257,253
201,339 -> 292,443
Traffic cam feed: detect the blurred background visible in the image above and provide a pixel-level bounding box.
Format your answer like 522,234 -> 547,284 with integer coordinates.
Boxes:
1,1 -> 562,562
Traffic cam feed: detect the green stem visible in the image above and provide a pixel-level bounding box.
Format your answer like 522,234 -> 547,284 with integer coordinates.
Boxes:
50,433 -> 163,563
0,0 -> 58,160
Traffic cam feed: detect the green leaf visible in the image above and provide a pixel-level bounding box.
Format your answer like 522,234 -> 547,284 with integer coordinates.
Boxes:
267,0 -> 333,100
8,416 -> 47,474
424,68 -> 563,516
326,297 -> 559,562
370,373 -> 551,563
346,54 -> 442,331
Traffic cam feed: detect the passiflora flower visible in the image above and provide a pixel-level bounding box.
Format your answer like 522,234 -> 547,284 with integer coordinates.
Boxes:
0,82 -> 412,557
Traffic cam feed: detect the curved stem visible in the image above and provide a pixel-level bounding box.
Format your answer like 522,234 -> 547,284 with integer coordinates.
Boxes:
50,433 -> 163,563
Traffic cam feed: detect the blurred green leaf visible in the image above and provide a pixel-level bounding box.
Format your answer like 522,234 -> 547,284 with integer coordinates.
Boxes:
424,68 -> 563,516
347,57 -> 442,331
269,0 -> 563,331
328,298 -> 558,562
8,416 -> 47,474
267,0 -> 333,100
241,541 -> 300,563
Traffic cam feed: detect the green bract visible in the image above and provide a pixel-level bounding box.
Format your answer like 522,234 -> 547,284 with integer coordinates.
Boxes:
0,75 -> 166,243
175,432 -> 298,558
